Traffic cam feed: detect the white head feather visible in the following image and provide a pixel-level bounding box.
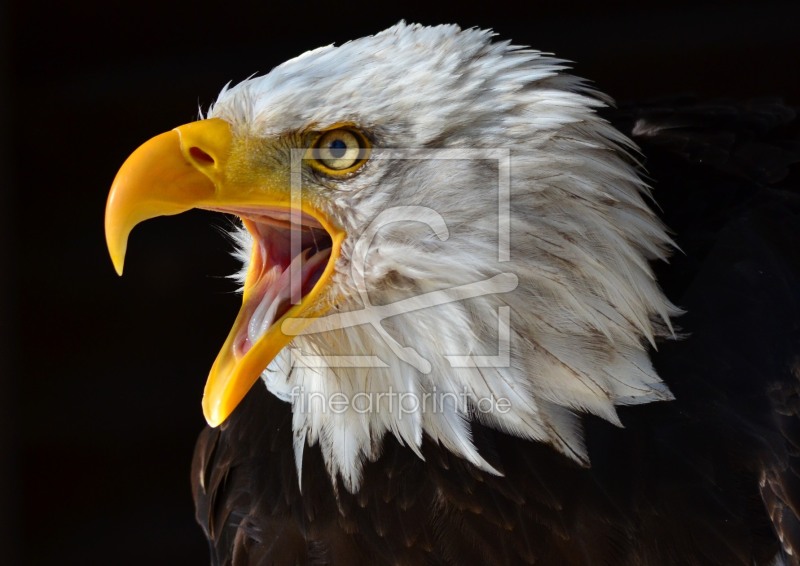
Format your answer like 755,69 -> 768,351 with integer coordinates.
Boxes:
208,22 -> 680,492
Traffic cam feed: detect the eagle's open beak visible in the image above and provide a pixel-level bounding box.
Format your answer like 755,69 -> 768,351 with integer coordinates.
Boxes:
105,119 -> 345,426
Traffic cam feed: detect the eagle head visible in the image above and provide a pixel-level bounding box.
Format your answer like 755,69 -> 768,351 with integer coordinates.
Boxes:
106,22 -> 678,491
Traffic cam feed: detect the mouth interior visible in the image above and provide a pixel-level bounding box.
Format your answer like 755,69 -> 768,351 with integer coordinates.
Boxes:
225,208 -> 333,358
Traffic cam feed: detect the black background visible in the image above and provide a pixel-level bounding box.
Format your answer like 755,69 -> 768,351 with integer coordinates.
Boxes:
3,0 -> 799,564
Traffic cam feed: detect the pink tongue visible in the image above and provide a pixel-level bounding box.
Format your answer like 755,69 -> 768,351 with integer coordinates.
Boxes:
242,247 -> 332,355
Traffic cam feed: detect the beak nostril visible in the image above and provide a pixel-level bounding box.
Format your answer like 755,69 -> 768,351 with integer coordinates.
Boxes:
189,146 -> 215,165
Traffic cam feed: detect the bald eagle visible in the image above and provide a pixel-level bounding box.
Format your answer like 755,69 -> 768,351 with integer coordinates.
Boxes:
105,23 -> 800,566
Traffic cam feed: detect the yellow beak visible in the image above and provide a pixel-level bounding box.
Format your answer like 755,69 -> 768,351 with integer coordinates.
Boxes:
105,119 -> 345,426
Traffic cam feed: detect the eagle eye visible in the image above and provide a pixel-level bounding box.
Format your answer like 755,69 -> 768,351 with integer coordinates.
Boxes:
308,128 -> 369,175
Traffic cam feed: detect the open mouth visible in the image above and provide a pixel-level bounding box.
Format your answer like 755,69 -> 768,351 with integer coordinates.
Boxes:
104,117 -> 348,426
213,207 -> 335,360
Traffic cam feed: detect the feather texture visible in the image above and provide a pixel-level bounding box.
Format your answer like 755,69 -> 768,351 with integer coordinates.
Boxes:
210,23 -> 679,489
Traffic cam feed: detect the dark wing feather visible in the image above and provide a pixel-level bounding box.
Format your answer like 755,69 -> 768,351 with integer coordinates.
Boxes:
619,97 -> 800,565
192,98 -> 800,565
761,366 -> 800,560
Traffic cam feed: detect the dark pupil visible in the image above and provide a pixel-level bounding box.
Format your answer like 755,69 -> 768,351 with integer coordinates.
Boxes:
328,138 -> 348,159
